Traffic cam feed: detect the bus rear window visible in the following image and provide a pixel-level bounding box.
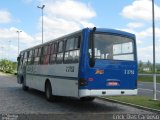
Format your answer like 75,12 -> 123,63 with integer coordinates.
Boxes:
93,34 -> 135,61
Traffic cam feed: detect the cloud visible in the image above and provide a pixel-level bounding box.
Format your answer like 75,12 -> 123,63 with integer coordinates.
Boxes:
121,0 -> 160,20
0,10 -> 11,23
37,0 -> 96,41
138,45 -> 160,62
127,22 -> 144,29
0,27 -> 37,61
45,0 -> 96,21
137,27 -> 160,39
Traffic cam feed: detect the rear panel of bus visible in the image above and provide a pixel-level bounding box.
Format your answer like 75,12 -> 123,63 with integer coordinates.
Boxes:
78,28 -> 138,97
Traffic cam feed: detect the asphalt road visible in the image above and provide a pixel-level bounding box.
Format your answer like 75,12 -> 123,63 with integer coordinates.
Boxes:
0,73 -> 155,120
138,82 -> 160,99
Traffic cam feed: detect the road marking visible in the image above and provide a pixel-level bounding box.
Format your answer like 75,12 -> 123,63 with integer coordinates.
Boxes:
139,88 -> 160,93
139,82 -> 160,85
138,84 -> 143,86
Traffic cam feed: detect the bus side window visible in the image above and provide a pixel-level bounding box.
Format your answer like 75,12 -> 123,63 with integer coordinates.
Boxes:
42,45 -> 47,64
31,50 -> 35,64
28,50 -> 34,65
23,52 -> 28,65
38,47 -> 42,64
20,53 -> 24,67
34,48 -> 39,65
64,36 -> 81,64
56,40 -> 64,64
43,45 -> 50,65
50,42 -> 57,64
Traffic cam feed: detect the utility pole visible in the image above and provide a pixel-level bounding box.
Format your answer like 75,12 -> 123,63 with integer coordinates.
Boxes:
16,30 -> 22,55
37,5 -> 45,44
152,0 -> 157,100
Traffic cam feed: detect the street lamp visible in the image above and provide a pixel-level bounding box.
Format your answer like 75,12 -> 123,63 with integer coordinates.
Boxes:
152,0 -> 157,100
16,30 -> 22,55
37,5 -> 45,44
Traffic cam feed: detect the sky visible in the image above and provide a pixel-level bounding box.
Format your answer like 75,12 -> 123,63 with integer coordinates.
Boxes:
0,0 -> 160,62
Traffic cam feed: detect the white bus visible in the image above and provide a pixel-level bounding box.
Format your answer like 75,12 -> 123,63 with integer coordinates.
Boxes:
17,27 -> 138,102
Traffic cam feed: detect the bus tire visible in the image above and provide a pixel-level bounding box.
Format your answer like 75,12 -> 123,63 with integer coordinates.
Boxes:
22,77 -> 29,91
45,82 -> 53,101
22,84 -> 29,91
80,97 -> 95,102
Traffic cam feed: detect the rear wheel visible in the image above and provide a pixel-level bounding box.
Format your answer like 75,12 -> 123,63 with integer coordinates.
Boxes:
22,77 -> 29,91
80,97 -> 95,102
45,82 -> 54,101
22,84 -> 29,91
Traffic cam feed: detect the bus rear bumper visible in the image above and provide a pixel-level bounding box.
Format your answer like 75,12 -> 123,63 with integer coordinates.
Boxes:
79,89 -> 138,97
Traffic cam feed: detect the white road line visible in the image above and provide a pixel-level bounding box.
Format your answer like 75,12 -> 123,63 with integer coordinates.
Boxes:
138,82 -> 160,85
138,84 -> 143,86
138,88 -> 160,93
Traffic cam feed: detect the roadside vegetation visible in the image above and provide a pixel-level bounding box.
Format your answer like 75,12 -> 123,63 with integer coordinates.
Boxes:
138,60 -> 160,74
107,96 -> 160,110
138,76 -> 160,83
0,59 -> 17,74
138,60 -> 160,83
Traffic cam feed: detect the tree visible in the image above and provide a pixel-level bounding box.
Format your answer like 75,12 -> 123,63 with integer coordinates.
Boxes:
146,60 -> 152,71
0,59 -> 17,73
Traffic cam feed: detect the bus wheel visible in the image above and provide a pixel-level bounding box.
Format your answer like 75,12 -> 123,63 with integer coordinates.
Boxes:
22,83 -> 29,91
22,78 -> 28,91
80,97 -> 95,102
45,82 -> 53,101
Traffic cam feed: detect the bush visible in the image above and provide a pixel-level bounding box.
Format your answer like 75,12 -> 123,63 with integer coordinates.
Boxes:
0,59 -> 17,74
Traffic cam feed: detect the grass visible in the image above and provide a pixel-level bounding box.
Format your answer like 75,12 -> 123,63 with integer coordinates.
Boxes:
138,76 -> 160,83
0,71 -> 15,76
107,96 -> 160,110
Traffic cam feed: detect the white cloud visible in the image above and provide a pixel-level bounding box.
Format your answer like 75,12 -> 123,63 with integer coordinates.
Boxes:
0,27 -> 37,61
121,0 -> 160,20
127,22 -> 144,29
138,45 -> 160,62
137,27 -> 160,39
0,27 -> 34,45
0,10 -> 11,23
45,0 -> 96,21
36,0 -> 96,41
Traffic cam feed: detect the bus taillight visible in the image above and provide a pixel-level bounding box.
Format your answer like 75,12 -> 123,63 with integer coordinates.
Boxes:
88,78 -> 94,81
79,78 -> 88,86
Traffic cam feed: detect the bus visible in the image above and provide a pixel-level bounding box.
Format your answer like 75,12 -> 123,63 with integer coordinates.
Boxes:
17,27 -> 138,102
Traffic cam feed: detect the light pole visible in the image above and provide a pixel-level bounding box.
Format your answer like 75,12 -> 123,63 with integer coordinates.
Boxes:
37,5 -> 45,44
152,0 -> 157,100
16,30 -> 22,55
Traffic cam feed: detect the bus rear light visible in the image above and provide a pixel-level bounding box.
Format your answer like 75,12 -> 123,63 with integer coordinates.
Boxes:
79,78 -> 88,86
88,78 -> 94,81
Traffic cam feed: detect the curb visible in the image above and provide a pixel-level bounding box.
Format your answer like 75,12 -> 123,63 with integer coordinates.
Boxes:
138,81 -> 160,84
98,97 -> 160,113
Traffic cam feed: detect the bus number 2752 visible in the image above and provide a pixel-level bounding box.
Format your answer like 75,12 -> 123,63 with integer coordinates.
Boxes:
66,66 -> 74,72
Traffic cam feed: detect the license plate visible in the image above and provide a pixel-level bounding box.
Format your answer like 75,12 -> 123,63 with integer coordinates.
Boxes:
107,81 -> 119,86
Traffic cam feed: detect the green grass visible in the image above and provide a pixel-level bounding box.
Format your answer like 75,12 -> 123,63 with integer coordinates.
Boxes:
138,76 -> 160,83
107,96 -> 160,110
0,71 -> 15,76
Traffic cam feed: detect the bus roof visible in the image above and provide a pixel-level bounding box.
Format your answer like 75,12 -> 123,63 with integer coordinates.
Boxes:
89,28 -> 135,38
20,27 -> 135,54
20,29 -> 82,53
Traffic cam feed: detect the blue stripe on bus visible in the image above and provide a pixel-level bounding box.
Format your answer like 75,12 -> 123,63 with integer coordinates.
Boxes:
26,73 -> 78,80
